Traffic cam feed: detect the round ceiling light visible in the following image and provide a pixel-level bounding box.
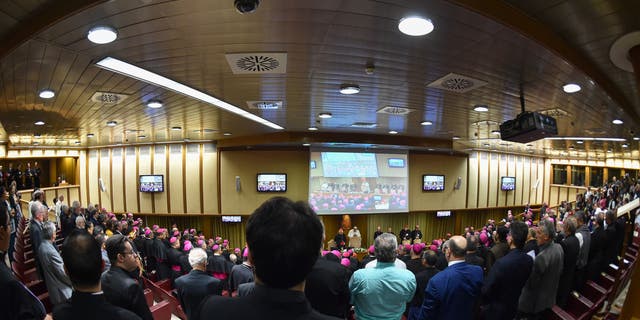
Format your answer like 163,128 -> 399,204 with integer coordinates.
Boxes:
146,99 -> 163,109
138,135 -> 147,139
473,105 -> 489,112
87,133 -> 95,138
223,132 -> 232,136
389,130 -> 398,135
318,112 -> 333,119
420,120 -> 433,126
339,84 -> 360,95
106,120 -> 118,127
398,16 -> 434,36
171,126 -> 182,131
34,121 -> 45,126
491,130 -> 501,135
452,136 -> 460,140
562,83 -> 581,93
634,137 -> 640,141
612,119 -> 623,125
39,89 -> 55,99
302,143 -> 311,147
87,26 -> 118,44
308,126 -> 319,131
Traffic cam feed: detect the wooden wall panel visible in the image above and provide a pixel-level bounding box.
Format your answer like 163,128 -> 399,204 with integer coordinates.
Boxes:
409,154 -> 467,211
79,150 -> 88,206
99,149 -> 112,211
124,147 -> 138,213
202,144 -> 218,214
507,155 -> 516,206
522,157 -> 531,205
138,146 -> 153,213
537,158 -> 546,204
557,187 -> 568,207
168,145 -> 183,213
68,186 -> 80,205
111,148 -> 125,212
497,154 -> 507,206
478,152 -> 489,208
488,153 -> 499,207
153,146 -> 168,213
87,150 -> 99,207
185,144 -> 201,213
515,156 -> 523,205
467,152 -> 479,208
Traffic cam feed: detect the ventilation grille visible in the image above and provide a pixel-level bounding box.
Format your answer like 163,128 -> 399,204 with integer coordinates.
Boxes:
376,106 -> 414,116
351,122 -> 377,128
427,73 -> 488,93
225,53 -> 287,74
246,101 -> 283,110
539,108 -> 571,118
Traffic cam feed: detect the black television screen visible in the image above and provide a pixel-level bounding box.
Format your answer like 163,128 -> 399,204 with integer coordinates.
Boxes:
257,173 -> 287,192
139,175 -> 164,192
501,176 -> 516,191
387,158 -> 405,168
423,174 -> 445,191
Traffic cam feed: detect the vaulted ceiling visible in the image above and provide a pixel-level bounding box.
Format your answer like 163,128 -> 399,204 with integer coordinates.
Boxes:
0,0 -> 638,159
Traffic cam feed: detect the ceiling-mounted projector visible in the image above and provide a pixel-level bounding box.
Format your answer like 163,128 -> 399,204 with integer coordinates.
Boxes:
499,112 -> 557,143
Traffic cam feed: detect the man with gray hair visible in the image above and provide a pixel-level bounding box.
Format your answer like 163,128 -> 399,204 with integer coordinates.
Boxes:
75,215 -> 86,230
517,219 -> 564,319
174,247 -> 222,319
38,221 -> 73,305
349,233 -> 416,320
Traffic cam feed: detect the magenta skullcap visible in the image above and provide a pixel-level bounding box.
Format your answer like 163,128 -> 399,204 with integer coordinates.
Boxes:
340,258 -> 351,267
243,247 -> 249,258
127,213 -> 133,217
133,220 -> 139,226
342,251 -> 350,258
526,220 -> 532,226
169,237 -> 177,244
412,244 -> 423,254
322,250 -> 329,256
403,244 -> 411,251
133,226 -> 139,231
190,228 -> 196,234
197,240 -> 204,247
212,244 -> 220,251
331,250 -> 341,258
368,245 -> 375,254
234,248 -> 241,253
144,229 -> 152,236
223,239 -> 229,243
479,232 -> 488,244
152,225 -> 159,230
183,241 -> 192,252
429,244 -> 438,251
173,231 -> 180,237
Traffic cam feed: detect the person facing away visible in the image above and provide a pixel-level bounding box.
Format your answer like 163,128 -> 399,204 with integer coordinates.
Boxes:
418,235 -> 484,320
407,250 -> 440,320
481,221 -> 533,320
174,248 -> 222,320
38,221 -> 73,305
101,234 -> 153,320
195,197 -> 340,320
349,233 -> 417,320
53,230 -> 142,320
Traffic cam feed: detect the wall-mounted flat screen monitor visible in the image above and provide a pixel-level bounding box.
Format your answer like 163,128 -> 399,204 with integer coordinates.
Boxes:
436,210 -> 452,217
139,175 -> 164,192
257,173 -> 287,192
221,216 -> 242,223
310,160 -> 317,169
422,174 -> 445,191
501,176 -> 516,191
309,150 -> 408,214
387,158 -> 405,168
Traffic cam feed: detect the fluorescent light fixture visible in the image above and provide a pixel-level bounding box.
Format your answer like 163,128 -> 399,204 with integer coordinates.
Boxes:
39,89 -> 55,99
106,121 -> 117,127
398,16 -> 434,36
34,121 -> 45,126
138,135 -> 147,139
483,143 -> 490,147
308,127 -> 319,131
473,105 -> 489,112
452,136 -> 460,140
318,112 -> 333,119
622,143 -> 629,148
576,140 -> 584,144
420,120 -> 433,126
87,133 -> 95,138
171,126 -> 182,131
75,141 -> 81,145
563,83 -> 581,93
95,57 -> 283,130
491,130 -> 501,135
87,26 -> 118,44
33,142 -> 39,146
223,132 -> 232,136
339,84 -> 360,95
544,137 -> 627,142
612,119 -> 623,125
634,137 -> 640,141
34,133 -> 41,138
389,130 -> 398,135
302,143 -> 311,147
146,99 -> 163,109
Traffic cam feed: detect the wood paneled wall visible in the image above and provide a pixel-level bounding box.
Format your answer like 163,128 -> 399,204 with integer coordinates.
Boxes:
79,143 -> 218,214
409,154 -> 467,210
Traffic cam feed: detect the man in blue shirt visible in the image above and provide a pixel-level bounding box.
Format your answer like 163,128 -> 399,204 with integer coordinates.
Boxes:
349,233 -> 416,320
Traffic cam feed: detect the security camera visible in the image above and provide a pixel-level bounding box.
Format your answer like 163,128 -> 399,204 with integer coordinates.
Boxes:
234,0 -> 260,14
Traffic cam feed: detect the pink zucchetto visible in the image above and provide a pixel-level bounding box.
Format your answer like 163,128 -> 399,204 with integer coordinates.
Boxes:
429,244 -> 438,251
183,241 -> 192,252
133,220 -> 139,226
243,247 -> 249,258
190,229 -> 196,234
340,258 -> 351,267
479,232 -> 488,244
173,231 -> 180,237
127,213 -> 133,217
322,250 -> 329,256
234,248 -> 241,254
212,244 -> 220,251
331,250 -> 341,258
144,229 -> 152,236
368,245 -> 375,255
342,251 -> 351,258
169,237 -> 178,244
223,239 -> 229,244
197,240 -> 204,247
412,244 -> 423,254
403,244 -> 411,251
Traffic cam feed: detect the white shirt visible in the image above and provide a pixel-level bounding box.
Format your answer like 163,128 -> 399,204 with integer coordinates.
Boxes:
365,259 -> 406,269
348,228 -> 361,238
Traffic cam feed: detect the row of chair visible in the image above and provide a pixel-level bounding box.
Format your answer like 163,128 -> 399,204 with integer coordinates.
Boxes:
142,277 -> 188,320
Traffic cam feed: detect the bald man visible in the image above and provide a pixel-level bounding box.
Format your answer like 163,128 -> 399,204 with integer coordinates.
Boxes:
417,236 -> 483,320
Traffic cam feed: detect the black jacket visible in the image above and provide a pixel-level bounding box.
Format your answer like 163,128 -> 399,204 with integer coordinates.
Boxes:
557,234 -> 580,307
53,291 -> 142,320
174,269 -> 222,320
100,266 -> 152,320
0,258 -> 46,320
304,257 -> 351,319
481,249 -> 533,320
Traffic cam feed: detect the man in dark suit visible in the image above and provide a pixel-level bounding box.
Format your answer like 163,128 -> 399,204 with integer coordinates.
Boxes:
407,250 -> 440,320
101,234 -> 153,320
587,214 -> 607,280
174,247 -> 222,320
418,235 -> 483,320
556,216 -> 580,307
481,221 -> 533,320
196,197 -> 339,320
465,234 -> 485,271
53,230 -> 142,320
305,250 -> 351,318
0,201 -> 47,320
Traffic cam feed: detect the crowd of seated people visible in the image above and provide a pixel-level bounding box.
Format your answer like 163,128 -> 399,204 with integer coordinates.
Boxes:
309,191 -> 408,212
2,176 -> 639,320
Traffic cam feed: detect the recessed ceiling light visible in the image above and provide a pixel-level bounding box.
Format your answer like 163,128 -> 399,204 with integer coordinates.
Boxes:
106,121 -> 117,127
95,57 -> 283,130
491,130 -> 501,135
420,120 -> 433,126
576,140 -> 584,144
452,136 -> 460,140
39,89 -> 55,99
74,141 -> 81,145
302,143 -> 310,147
34,133 -> 41,138
612,119 -> 623,125
569,146 -> 575,150
634,137 -> 640,141
389,130 -> 398,135
483,143 -> 490,147
473,105 -> 489,112
33,142 -> 39,146
223,132 -> 232,136
525,144 -> 533,147
622,143 -> 629,148
146,99 -> 163,109
87,26 -> 118,44
562,83 -> 581,93
34,121 -> 45,126
607,149 -> 613,153
308,127 -> 319,131
339,84 -> 360,95
398,16 -> 434,36
171,126 -> 182,131
318,112 -> 333,119
87,133 -> 95,138
138,135 -> 147,139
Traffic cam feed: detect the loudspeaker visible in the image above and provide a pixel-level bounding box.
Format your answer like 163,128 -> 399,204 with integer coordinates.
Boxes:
235,176 -> 241,192
98,178 -> 106,192
454,176 -> 462,190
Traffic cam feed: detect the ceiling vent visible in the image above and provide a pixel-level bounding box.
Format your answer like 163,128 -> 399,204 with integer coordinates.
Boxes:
539,108 -> 571,118
350,122 -> 377,128
246,101 -> 283,110
376,105 -> 414,116
225,53 -> 287,74
427,73 -> 488,93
